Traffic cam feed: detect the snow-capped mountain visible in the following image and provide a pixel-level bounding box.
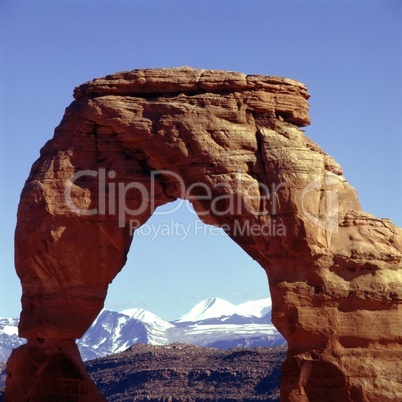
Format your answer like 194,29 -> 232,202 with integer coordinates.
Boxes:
0,298 -> 284,362
0,318 -> 25,362
175,298 -> 239,323
174,297 -> 272,325
235,298 -> 272,318
120,308 -> 174,333
169,297 -> 279,349
78,308 -> 174,360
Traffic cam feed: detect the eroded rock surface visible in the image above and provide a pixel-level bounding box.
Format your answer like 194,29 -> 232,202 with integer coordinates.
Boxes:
5,67 -> 402,401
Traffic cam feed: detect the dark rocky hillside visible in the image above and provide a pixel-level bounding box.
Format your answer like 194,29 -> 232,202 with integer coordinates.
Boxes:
86,343 -> 286,401
0,344 -> 286,401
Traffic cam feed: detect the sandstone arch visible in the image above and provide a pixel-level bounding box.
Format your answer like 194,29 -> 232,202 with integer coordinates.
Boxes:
5,67 -> 402,401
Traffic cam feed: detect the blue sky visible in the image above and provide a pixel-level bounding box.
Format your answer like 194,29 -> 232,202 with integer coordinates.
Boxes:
1,0 -> 401,321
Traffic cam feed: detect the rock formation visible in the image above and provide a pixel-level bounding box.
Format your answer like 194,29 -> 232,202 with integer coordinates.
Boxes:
5,67 -> 402,401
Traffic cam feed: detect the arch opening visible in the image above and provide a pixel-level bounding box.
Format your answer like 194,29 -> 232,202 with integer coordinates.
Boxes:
105,199 -> 272,321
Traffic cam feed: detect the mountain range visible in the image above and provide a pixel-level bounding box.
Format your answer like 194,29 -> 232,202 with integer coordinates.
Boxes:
0,297 -> 285,362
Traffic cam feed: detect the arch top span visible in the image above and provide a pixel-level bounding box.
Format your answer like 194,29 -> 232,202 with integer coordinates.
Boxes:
6,67 -> 402,401
72,66 -> 310,130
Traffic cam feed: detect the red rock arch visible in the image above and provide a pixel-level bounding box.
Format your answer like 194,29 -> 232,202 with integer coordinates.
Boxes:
5,68 -> 402,401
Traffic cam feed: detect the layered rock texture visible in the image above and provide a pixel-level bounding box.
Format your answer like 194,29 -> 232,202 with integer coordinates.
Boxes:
6,67 -> 402,401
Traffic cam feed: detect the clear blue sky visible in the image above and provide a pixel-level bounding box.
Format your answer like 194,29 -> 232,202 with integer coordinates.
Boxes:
1,1 -> 401,321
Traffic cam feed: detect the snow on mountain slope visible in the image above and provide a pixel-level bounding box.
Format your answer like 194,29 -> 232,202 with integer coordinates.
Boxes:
77,310 -> 142,360
120,308 -> 174,331
167,323 -> 284,349
175,298 -> 238,323
175,297 -> 272,324
168,298 -> 280,349
120,308 -> 174,346
235,298 -> 272,318
78,308 -> 173,360
0,318 -> 25,362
